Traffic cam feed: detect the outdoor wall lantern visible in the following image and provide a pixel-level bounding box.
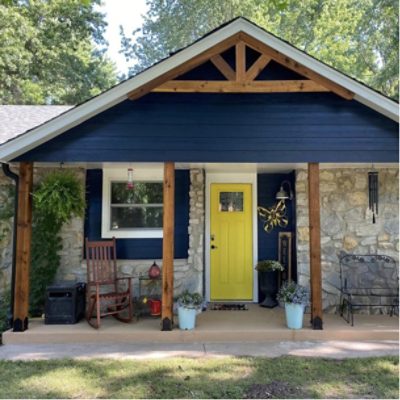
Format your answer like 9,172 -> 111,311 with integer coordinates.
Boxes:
275,180 -> 294,201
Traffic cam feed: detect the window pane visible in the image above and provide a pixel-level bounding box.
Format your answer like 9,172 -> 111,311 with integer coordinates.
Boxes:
219,192 -> 243,212
111,182 -> 163,204
111,206 -> 163,229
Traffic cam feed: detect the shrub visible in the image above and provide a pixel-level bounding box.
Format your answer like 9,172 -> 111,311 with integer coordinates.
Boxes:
255,260 -> 284,272
277,281 -> 309,305
177,290 -> 203,309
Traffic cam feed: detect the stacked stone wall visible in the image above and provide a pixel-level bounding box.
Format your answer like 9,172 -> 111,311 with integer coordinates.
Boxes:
0,167 -> 206,299
296,168 -> 399,311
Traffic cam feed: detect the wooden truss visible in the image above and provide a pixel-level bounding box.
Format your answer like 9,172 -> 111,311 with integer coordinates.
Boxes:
128,34 -> 354,99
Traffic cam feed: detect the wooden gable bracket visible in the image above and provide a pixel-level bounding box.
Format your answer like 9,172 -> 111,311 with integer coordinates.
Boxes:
153,37 -> 344,95
129,32 -> 354,100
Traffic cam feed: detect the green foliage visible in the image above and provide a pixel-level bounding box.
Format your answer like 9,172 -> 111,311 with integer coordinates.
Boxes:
120,0 -> 398,99
33,170 -> 85,226
30,171 -> 85,316
177,290 -> 203,309
0,0 -> 117,104
0,183 -> 14,242
0,356 -> 398,398
277,281 -> 309,305
255,260 -> 284,272
0,288 -> 11,334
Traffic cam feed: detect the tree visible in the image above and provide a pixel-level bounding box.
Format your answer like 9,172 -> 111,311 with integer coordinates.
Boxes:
120,0 -> 398,99
0,0 -> 117,105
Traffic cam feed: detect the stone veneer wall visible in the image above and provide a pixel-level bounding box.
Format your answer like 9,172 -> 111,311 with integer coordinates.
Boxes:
296,168 -> 399,312
0,167 -> 206,299
61,168 -> 206,297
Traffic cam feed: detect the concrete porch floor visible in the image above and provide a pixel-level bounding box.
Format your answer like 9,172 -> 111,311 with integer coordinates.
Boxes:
3,305 -> 398,345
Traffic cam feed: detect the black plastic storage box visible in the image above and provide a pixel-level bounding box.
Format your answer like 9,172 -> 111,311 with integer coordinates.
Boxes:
45,281 -> 86,324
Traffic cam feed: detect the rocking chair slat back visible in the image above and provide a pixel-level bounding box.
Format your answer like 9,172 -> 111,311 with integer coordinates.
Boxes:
86,238 -> 117,284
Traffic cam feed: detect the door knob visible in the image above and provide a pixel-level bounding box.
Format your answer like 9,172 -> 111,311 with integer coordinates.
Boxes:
211,245 -> 218,249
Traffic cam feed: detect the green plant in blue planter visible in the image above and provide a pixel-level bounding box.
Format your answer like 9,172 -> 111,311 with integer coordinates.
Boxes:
177,290 -> 203,330
256,260 -> 284,308
277,281 -> 309,329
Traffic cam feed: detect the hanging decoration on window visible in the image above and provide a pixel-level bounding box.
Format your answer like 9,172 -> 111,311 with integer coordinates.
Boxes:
258,200 -> 288,233
368,170 -> 379,224
126,168 -> 134,190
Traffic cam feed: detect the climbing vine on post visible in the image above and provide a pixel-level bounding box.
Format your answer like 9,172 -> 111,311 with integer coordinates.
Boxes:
29,170 -> 85,316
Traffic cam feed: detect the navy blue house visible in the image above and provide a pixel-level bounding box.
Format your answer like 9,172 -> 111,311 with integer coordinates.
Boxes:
0,18 -> 398,333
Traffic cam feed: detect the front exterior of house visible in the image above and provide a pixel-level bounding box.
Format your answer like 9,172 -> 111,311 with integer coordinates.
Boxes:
0,18 -> 398,333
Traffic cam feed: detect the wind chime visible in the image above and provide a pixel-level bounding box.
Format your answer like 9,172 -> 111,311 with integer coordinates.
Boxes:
368,170 -> 379,223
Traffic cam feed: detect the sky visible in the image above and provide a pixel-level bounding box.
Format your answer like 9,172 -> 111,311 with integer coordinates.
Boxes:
98,0 -> 149,75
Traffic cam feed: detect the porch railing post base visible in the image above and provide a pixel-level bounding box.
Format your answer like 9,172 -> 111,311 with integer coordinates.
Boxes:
12,317 -> 28,332
311,316 -> 323,330
161,317 -> 173,331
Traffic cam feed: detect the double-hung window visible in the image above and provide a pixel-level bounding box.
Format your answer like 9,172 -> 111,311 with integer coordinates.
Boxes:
102,168 -> 163,238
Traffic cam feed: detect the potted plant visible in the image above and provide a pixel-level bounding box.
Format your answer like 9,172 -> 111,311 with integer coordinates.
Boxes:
277,281 -> 309,329
255,260 -> 284,308
177,290 -> 203,330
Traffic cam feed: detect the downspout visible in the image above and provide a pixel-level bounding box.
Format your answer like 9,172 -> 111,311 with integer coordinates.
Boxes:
1,163 -> 18,329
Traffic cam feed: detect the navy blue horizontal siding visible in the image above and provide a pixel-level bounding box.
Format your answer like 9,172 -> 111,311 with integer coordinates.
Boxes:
15,93 -> 398,162
84,169 -> 189,259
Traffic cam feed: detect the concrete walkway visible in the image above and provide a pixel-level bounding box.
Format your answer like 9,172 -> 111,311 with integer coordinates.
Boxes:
0,341 -> 398,360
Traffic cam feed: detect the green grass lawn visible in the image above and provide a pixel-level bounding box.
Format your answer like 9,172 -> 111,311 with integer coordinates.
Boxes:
0,356 -> 398,399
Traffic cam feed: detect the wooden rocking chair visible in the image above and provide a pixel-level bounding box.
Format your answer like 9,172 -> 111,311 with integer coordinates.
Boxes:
85,237 -> 133,328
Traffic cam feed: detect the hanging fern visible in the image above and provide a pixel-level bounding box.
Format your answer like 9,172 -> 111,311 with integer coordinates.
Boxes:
29,170 -> 85,316
33,170 -> 85,225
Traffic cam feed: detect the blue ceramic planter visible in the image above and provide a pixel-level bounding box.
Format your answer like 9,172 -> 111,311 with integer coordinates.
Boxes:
285,303 -> 305,329
178,306 -> 197,330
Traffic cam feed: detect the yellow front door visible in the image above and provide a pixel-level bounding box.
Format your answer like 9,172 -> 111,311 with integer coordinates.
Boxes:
210,183 -> 253,301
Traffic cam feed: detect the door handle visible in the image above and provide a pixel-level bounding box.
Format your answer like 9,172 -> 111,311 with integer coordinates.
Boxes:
211,245 -> 218,249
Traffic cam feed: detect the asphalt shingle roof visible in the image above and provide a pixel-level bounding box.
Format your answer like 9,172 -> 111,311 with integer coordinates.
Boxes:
0,105 -> 73,145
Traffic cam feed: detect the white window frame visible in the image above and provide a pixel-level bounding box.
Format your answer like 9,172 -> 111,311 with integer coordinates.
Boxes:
102,167 -> 163,239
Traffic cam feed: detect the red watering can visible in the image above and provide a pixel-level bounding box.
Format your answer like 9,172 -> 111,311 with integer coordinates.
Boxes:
147,299 -> 161,316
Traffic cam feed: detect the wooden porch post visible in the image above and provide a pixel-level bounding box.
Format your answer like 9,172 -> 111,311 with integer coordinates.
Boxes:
308,162 -> 323,330
13,162 -> 33,332
161,162 -> 175,331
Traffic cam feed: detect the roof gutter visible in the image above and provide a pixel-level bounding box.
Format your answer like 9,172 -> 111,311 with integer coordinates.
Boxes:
1,163 -> 18,329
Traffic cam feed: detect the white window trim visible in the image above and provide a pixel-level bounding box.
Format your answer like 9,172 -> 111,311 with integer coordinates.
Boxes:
101,167 -> 163,239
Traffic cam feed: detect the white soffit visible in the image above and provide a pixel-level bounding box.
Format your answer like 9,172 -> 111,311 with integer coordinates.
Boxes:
0,18 -> 398,163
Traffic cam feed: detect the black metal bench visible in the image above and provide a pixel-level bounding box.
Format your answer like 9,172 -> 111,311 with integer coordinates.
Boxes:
339,254 -> 399,326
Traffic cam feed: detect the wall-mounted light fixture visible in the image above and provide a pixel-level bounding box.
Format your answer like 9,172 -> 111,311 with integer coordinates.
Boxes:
275,180 -> 294,201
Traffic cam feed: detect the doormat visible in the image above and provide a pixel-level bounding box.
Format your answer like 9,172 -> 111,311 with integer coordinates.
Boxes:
209,303 -> 249,311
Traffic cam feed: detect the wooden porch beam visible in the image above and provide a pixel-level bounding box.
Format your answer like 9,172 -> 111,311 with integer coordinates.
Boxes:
153,80 -> 330,93
308,163 -> 323,330
128,34 -> 240,100
245,54 -> 271,81
240,32 -> 354,100
210,55 -> 235,81
161,162 -> 175,331
235,41 -> 246,82
13,162 -> 33,332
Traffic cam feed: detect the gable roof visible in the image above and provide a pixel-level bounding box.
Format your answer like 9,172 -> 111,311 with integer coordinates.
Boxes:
0,17 -> 398,162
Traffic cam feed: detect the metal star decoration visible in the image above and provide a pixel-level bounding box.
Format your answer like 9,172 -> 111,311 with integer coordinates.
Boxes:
258,200 -> 288,233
